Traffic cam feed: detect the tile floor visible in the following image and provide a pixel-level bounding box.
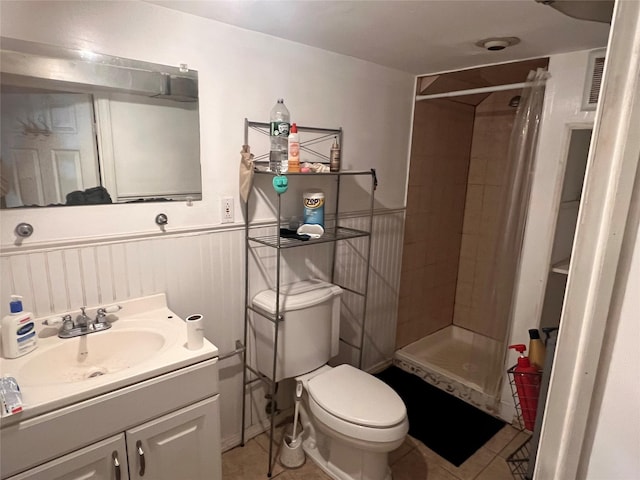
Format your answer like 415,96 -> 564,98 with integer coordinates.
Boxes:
222,422 -> 530,480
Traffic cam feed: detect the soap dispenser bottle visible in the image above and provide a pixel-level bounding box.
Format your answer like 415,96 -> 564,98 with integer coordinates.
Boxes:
1,295 -> 37,359
508,344 -> 541,431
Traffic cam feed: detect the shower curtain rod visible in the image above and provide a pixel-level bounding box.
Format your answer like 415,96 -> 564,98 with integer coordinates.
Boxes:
415,82 -> 527,101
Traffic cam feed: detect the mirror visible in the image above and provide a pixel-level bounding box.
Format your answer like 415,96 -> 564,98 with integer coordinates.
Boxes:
0,37 -> 201,209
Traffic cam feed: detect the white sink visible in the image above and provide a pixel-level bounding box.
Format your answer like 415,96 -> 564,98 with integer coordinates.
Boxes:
18,326 -> 166,385
0,294 -> 217,422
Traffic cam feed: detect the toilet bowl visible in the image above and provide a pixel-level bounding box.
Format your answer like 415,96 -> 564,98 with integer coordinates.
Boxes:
296,364 -> 409,480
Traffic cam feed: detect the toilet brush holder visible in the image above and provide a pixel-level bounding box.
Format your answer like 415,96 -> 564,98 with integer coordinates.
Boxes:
279,428 -> 305,468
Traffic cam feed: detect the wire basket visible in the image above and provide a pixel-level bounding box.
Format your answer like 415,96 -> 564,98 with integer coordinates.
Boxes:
506,434 -> 533,480
507,365 -> 541,432
506,365 -> 542,479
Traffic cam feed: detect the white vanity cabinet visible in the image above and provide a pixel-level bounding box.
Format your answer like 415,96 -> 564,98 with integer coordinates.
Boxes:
7,396 -> 221,480
1,359 -> 222,480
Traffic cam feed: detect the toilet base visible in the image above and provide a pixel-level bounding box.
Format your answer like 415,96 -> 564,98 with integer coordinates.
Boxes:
298,400 -> 398,480
302,435 -> 392,480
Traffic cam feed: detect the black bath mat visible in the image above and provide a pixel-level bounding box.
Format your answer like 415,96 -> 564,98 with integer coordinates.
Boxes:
375,366 -> 505,467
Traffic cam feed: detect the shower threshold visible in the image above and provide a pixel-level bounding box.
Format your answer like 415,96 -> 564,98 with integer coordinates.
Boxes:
394,326 -> 504,417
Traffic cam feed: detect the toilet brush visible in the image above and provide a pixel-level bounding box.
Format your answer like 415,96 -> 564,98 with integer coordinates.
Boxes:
290,381 -> 303,447
279,381 -> 305,468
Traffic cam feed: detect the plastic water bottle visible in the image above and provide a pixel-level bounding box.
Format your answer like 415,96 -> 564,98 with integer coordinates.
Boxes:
270,99 -> 290,173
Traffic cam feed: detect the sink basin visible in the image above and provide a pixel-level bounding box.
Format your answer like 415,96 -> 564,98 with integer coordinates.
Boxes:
0,293 -> 218,422
18,327 -> 166,385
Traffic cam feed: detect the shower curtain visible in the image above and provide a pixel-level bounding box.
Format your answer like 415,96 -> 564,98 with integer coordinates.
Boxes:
477,68 -> 549,397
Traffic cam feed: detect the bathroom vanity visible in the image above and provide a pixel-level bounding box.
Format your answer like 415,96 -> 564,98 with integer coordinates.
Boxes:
0,294 -> 222,480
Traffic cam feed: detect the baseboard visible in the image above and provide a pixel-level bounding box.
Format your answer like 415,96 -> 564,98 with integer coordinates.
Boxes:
366,358 -> 393,374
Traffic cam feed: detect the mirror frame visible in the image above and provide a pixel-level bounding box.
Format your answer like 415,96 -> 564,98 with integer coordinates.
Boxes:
1,37 -> 198,100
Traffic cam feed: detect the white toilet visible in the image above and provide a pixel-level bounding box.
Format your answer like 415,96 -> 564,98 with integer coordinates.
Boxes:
252,280 -> 409,480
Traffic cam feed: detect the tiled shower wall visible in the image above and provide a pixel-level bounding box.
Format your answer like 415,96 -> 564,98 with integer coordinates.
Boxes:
0,210 -> 403,447
396,99 -> 474,348
397,90 -> 520,349
453,90 -> 519,340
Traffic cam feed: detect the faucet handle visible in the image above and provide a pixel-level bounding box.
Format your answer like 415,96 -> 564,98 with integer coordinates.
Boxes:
96,304 -> 122,319
43,315 -> 63,327
43,314 -> 73,330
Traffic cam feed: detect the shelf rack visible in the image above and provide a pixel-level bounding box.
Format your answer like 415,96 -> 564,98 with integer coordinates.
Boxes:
240,119 -> 376,477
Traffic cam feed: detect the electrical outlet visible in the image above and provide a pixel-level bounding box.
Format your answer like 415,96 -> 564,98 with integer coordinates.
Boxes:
221,196 -> 234,223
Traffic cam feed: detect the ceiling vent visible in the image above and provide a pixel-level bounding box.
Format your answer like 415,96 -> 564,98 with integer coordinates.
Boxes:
582,49 -> 606,111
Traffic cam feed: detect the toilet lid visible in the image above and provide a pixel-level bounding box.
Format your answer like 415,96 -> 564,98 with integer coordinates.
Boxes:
307,364 -> 406,428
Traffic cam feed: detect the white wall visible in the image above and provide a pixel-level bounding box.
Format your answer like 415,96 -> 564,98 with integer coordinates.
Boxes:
0,0 -> 414,247
0,0 -> 412,450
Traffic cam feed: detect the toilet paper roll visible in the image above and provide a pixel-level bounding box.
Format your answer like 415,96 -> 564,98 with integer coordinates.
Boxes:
186,314 -> 204,350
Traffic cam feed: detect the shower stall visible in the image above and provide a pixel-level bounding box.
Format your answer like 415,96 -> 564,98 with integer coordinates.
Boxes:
395,59 -> 548,415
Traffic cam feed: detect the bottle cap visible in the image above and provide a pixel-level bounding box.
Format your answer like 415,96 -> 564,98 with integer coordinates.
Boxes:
9,295 -> 23,313
290,123 -> 297,133
529,329 -> 541,339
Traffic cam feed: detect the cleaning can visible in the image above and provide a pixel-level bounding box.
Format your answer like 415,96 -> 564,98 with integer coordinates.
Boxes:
528,329 -> 546,371
303,191 -> 324,227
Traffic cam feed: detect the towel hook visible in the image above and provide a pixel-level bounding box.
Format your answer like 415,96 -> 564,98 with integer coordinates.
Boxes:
155,213 -> 168,226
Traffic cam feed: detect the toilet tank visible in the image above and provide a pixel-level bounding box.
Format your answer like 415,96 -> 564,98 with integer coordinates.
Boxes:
251,279 -> 342,382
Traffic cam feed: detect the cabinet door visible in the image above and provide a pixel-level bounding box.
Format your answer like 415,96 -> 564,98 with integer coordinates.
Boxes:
7,434 -> 128,480
125,396 -> 221,480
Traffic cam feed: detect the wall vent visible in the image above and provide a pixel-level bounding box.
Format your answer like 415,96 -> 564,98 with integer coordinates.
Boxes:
582,49 -> 606,111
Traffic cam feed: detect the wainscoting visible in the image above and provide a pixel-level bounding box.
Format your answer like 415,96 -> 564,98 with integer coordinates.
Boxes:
0,210 -> 404,448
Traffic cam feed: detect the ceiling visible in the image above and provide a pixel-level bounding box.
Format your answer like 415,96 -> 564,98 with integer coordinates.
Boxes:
148,0 -> 610,75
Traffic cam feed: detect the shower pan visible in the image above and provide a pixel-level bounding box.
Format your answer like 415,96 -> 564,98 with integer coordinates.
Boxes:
396,326 -> 505,415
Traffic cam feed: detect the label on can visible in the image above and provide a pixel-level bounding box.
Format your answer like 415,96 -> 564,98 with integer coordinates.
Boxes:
303,192 -> 325,227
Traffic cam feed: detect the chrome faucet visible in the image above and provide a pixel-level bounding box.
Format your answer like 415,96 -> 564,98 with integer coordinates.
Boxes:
75,307 -> 93,328
43,305 -> 121,339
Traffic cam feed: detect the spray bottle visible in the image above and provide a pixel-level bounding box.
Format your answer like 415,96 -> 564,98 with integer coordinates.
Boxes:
508,344 -> 541,430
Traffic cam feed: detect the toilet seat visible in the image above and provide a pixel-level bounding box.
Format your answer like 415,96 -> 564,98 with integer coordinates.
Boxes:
307,364 -> 408,443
